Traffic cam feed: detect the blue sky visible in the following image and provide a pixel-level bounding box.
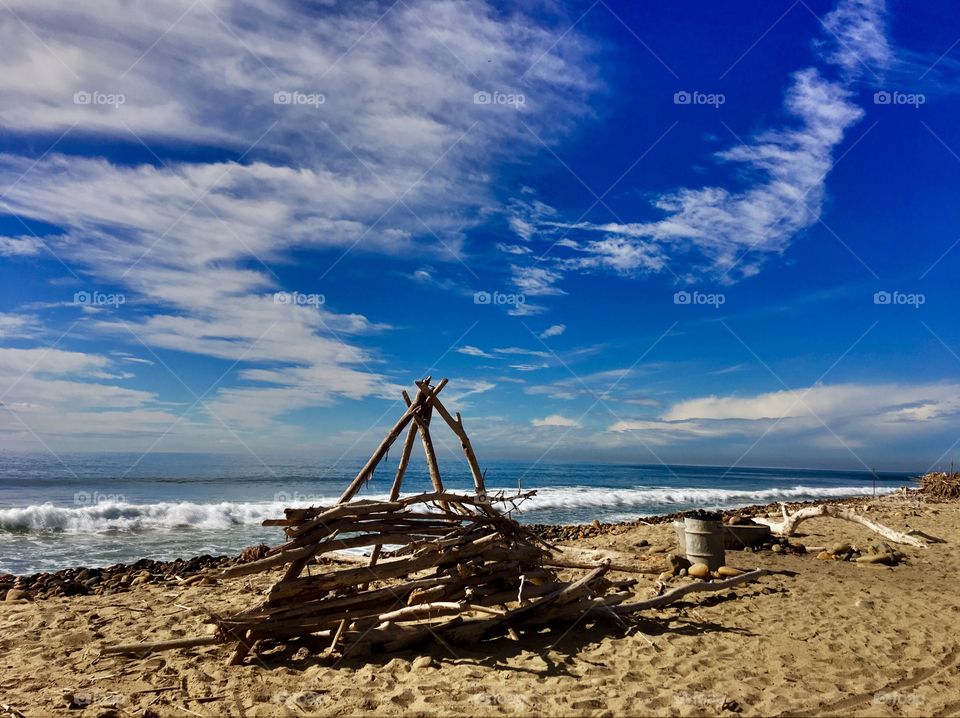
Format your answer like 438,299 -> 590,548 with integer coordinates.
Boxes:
0,0 -> 958,471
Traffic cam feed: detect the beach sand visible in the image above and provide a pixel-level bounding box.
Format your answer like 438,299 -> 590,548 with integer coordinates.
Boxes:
2,496 -> 959,716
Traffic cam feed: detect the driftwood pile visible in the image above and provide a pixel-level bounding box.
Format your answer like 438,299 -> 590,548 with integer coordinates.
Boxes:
103,378 -> 771,664
920,471 -> 960,501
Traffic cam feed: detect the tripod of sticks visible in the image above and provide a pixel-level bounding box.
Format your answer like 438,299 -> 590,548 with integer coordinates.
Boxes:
102,378 -> 772,664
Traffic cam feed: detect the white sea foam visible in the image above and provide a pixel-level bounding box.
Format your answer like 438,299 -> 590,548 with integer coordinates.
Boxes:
0,485 -> 896,533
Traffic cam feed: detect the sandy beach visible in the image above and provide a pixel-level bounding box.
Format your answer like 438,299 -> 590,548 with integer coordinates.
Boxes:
1,493 -> 958,717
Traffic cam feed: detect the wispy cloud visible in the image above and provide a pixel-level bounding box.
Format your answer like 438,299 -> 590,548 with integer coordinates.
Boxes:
0,0 -> 596,444
538,323 -> 566,339
503,0 -> 890,298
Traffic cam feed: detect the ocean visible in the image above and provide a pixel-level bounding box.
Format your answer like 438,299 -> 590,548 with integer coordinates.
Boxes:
0,452 -> 915,574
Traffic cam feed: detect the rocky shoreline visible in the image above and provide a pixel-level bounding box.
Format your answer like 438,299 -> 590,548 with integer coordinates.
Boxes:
2,489 -> 918,602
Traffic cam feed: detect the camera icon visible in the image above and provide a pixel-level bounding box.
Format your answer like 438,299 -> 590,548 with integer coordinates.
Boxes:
73,290 -> 91,304
473,290 -> 491,304
673,91 -> 691,105
73,91 -> 92,105
273,91 -> 292,105
74,491 -> 91,505
673,290 -> 691,305
873,290 -> 891,305
473,91 -> 492,105
273,291 -> 291,305
873,91 -> 891,105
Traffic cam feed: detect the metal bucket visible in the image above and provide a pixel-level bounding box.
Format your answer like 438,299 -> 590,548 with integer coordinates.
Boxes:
683,517 -> 725,570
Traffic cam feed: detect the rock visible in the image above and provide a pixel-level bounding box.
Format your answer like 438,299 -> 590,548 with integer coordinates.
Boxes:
771,544 -> 784,554
717,566 -> 743,577
830,542 -> 852,554
678,568 -> 688,577
856,553 -> 894,565
816,551 -> 833,561
634,539 -> 649,548
870,541 -> 894,555
657,571 -> 673,582
855,598 -> 875,609
411,655 -> 434,670
132,576 -> 150,586
5,588 -> 29,601
688,563 -> 711,579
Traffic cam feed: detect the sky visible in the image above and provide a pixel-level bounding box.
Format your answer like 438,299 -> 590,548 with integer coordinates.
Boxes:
0,0 -> 958,472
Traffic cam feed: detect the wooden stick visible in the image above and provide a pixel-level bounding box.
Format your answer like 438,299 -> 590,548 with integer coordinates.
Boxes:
101,635 -> 223,655
412,403 -> 444,495
417,380 -> 486,495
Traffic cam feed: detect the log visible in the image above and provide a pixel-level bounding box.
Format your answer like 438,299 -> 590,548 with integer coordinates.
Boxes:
752,504 -> 927,548
613,569 -> 770,612
268,540 -> 542,602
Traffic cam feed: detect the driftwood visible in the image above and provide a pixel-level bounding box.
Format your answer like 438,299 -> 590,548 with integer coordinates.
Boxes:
101,636 -> 222,655
100,378 -> 776,664
753,504 -> 927,548
613,569 -> 769,612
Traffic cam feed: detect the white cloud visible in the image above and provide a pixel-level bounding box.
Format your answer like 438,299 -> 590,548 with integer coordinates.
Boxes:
538,324 -> 566,339
504,0 -> 888,299
0,0 -> 597,444
532,414 -> 578,427
493,347 -> 552,359
456,345 -> 494,358
511,265 -> 566,296
0,235 -> 44,257
663,382 -> 960,425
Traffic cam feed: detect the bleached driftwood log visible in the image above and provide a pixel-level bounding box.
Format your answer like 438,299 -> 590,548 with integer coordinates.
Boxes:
612,568 -> 770,613
753,504 -> 927,548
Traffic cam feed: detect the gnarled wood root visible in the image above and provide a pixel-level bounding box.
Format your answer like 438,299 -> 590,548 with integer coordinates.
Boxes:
752,504 -> 927,548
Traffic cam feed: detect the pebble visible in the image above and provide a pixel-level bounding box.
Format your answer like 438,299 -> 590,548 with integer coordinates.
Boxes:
657,571 -> 673,582
771,544 -> 784,554
830,542 -> 852,554
716,566 -> 743,577
855,598 -> 875,609
688,563 -> 711,579
411,655 -> 434,670
816,551 -> 833,561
